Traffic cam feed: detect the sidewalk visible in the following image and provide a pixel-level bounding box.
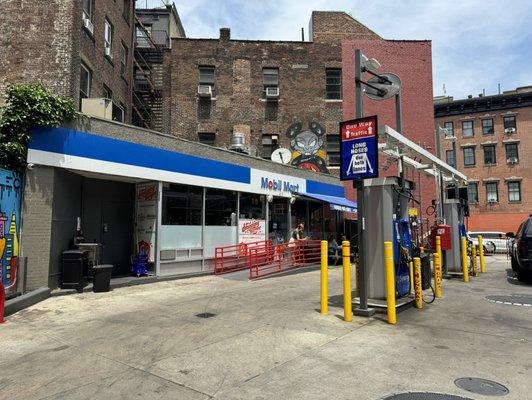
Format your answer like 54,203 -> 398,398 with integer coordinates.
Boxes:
1,255 -> 530,399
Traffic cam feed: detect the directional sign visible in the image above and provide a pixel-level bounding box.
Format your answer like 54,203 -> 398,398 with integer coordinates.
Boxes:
340,115 -> 379,181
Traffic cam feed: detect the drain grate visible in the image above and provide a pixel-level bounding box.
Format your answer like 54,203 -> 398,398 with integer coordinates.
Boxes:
195,312 -> 217,318
455,377 -> 509,396
486,294 -> 532,307
382,393 -> 472,400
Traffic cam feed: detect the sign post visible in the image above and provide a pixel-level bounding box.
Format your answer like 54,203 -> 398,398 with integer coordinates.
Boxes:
340,114 -> 378,318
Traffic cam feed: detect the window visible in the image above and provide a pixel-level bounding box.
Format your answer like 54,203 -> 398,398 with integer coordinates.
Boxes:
102,84 -> 112,99
483,145 -> 496,165
443,122 -> 454,137
503,115 -> 516,130
112,102 -> 124,123
486,182 -> 498,203
198,132 -> 215,146
123,0 -> 131,22
205,189 -> 237,226
462,120 -> 474,137
79,62 -> 91,109
467,183 -> 478,203
82,0 -> 92,20
463,147 -> 475,166
445,149 -> 455,167
162,184 -> 202,225
104,19 -> 113,58
508,181 -> 521,202
199,66 -> 215,88
325,68 -> 342,100
481,118 -> 494,135
326,135 -> 340,166
120,44 -> 128,76
261,134 -> 278,159
505,143 -> 519,163
239,193 -> 264,219
262,68 -> 279,92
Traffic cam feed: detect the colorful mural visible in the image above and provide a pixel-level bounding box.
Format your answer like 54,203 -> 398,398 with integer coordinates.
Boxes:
286,122 -> 328,173
0,168 -> 22,288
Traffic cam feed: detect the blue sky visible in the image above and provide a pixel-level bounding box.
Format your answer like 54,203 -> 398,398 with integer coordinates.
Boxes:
164,0 -> 532,99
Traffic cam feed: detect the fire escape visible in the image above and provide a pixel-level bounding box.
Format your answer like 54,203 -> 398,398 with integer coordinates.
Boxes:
133,15 -> 168,130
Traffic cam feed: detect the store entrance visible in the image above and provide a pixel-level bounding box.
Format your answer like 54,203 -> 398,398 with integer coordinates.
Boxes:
268,198 -> 289,243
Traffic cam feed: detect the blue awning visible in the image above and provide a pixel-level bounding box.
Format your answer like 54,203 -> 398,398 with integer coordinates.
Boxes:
299,192 -> 357,212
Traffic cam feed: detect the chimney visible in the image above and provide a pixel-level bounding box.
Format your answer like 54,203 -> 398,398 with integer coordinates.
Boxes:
220,28 -> 231,41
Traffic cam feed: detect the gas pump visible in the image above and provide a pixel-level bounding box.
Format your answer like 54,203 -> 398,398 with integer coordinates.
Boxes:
440,187 -> 469,273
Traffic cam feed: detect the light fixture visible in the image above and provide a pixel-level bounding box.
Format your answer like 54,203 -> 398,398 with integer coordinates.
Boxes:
361,54 -> 381,72
290,196 -> 296,204
267,194 -> 274,203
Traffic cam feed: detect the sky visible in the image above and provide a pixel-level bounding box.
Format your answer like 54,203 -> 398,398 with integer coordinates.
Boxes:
159,0 -> 532,100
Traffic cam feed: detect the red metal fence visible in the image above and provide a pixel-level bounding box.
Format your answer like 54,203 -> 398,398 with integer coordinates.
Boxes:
214,239 -> 322,279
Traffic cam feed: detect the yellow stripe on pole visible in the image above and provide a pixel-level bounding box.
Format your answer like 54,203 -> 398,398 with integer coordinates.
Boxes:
320,240 -> 328,315
384,241 -> 396,324
478,235 -> 485,273
342,241 -> 352,322
413,257 -> 423,309
435,235 -> 442,269
461,236 -> 469,283
433,252 -> 442,298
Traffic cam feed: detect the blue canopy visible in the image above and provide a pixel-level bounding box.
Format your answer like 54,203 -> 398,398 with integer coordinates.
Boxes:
299,192 -> 357,212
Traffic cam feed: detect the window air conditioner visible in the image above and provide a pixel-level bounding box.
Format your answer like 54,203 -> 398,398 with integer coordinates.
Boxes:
83,17 -> 94,35
104,46 -> 112,58
507,157 -> 518,164
198,85 -> 213,98
487,199 -> 497,204
504,127 -> 516,134
265,87 -> 279,98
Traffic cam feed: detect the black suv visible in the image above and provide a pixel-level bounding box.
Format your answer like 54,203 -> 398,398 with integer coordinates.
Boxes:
509,217 -> 532,281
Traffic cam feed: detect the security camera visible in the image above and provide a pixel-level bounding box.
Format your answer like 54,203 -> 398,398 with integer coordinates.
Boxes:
27,163 -> 35,170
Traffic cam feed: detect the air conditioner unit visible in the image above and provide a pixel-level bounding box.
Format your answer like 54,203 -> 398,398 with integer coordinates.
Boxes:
504,127 -> 516,134
82,17 -> 94,35
265,87 -> 279,98
198,85 -> 212,98
81,98 -> 113,120
507,157 -> 518,164
487,199 -> 497,204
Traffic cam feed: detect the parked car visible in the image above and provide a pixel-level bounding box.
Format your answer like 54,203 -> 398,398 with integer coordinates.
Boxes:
468,231 -> 507,254
509,218 -> 532,281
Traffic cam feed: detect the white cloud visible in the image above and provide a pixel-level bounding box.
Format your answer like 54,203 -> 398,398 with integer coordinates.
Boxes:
172,0 -> 532,99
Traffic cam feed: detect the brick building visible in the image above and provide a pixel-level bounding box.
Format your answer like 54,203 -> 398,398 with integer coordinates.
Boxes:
434,87 -> 532,232
0,0 -> 134,123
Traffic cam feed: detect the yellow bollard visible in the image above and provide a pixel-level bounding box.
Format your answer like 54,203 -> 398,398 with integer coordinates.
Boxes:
384,242 -> 396,325
478,235 -> 485,273
409,259 -> 414,295
461,236 -> 469,283
433,252 -> 442,298
320,240 -> 328,315
413,257 -> 423,309
471,244 -> 477,277
342,241 -> 352,322
435,235 -> 442,269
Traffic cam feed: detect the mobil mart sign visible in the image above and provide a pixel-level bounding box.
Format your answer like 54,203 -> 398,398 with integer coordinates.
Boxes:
340,115 -> 379,181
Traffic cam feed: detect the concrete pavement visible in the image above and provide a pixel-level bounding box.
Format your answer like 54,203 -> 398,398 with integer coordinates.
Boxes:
1,255 -> 531,399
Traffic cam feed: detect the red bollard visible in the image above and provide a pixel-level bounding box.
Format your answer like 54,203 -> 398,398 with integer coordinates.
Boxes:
0,280 -> 5,324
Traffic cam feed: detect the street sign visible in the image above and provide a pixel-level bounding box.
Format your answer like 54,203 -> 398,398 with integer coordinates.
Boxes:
340,115 -> 379,181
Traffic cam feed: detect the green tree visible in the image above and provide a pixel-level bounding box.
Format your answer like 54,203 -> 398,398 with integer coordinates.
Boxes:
0,83 -> 76,171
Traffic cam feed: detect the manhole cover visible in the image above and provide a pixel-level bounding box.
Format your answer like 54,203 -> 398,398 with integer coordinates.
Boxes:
455,377 -> 509,396
195,312 -> 217,318
382,393 -> 472,400
486,294 -> 532,307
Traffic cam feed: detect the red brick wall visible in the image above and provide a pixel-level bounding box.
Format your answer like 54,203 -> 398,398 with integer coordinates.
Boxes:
341,39 -> 436,224
467,213 -> 528,233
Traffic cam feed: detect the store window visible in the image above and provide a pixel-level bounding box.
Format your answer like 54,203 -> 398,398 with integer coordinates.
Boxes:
505,143 -> 519,163
205,189 -> 237,226
462,120 -> 474,137
239,193 -> 265,219
508,181 -> 521,202
483,145 -> 496,165
162,184 -> 202,225
326,135 -> 340,166
445,149 -> 455,167
486,182 -> 498,203
482,118 -> 494,135
443,122 -> 454,137
325,69 -> 342,100
467,183 -> 478,203
308,201 -> 324,240
463,147 -> 475,166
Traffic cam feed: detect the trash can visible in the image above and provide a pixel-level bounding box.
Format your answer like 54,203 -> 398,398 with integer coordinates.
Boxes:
92,264 -> 113,293
420,253 -> 432,290
62,250 -> 88,293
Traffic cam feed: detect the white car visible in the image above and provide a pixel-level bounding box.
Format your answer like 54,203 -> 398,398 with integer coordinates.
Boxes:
468,231 -> 508,254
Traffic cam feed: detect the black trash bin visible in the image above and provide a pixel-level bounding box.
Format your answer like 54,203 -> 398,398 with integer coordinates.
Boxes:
62,250 -> 88,293
420,253 -> 432,290
93,264 -> 113,293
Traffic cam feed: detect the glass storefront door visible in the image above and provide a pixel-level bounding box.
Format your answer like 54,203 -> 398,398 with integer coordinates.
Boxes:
268,198 -> 289,243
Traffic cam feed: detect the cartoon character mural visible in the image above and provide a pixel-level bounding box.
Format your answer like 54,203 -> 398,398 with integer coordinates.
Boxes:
0,168 -> 22,289
286,122 -> 329,173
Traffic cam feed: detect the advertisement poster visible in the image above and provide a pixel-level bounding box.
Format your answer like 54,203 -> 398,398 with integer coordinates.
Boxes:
238,219 -> 266,244
0,168 -> 22,290
340,115 -> 379,181
135,182 -> 158,262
